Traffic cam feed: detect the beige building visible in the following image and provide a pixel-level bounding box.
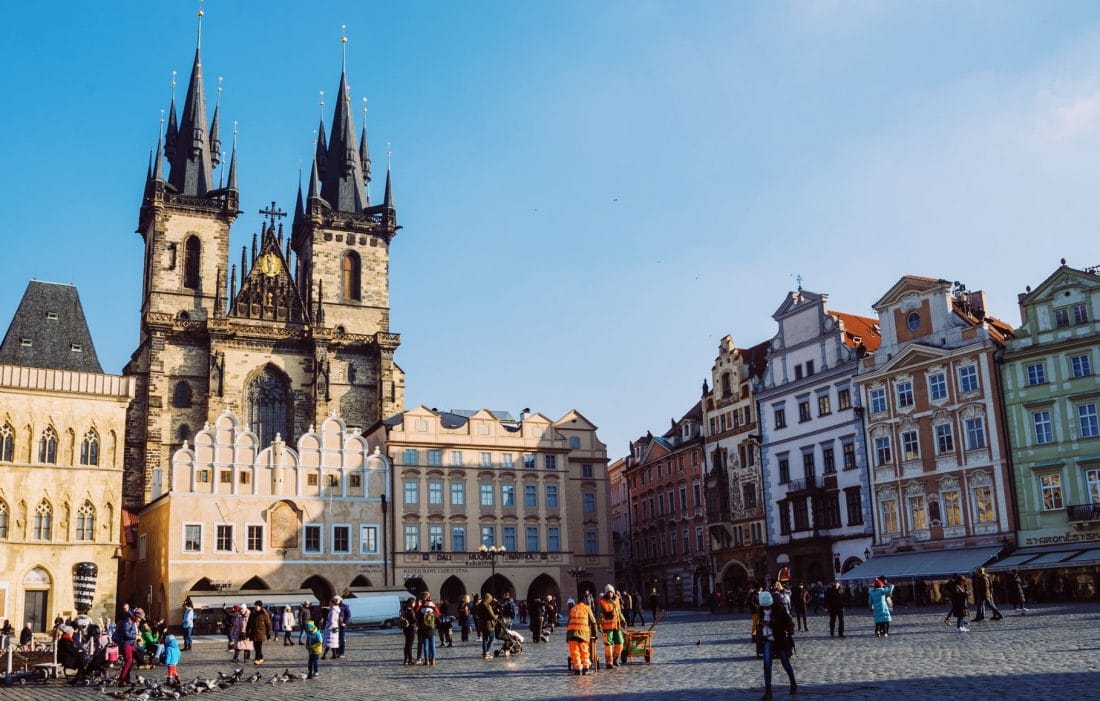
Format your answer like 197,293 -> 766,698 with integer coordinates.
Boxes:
0,281 -> 134,630
128,411 -> 390,625
368,407 -> 611,608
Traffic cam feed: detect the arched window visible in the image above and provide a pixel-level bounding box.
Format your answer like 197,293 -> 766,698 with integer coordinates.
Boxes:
341,251 -> 361,301
0,499 -> 8,538
246,366 -> 294,447
173,380 -> 193,408
38,427 -> 58,464
80,430 -> 99,466
183,236 -> 201,290
0,423 -> 13,462
76,502 -> 96,541
33,500 -> 52,540
176,424 -> 191,441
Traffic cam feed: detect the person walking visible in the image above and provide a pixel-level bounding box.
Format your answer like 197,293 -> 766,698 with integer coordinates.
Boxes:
621,591 -> 634,625
162,634 -> 181,685
281,605 -> 296,645
399,598 -> 417,665
113,608 -> 139,687
336,596 -> 351,659
321,597 -> 340,660
297,601 -> 312,645
950,574 -> 972,633
971,567 -> 1003,622
474,593 -> 499,659
756,590 -> 797,699
246,601 -> 272,665
597,585 -> 627,669
180,602 -> 194,652
792,582 -> 809,632
416,593 -> 438,665
303,620 -> 323,679
1009,570 -> 1029,614
868,577 -> 894,637
824,580 -> 845,638
437,603 -> 454,648
529,596 -> 545,643
632,591 -> 645,626
457,596 -> 472,642
566,593 -> 598,675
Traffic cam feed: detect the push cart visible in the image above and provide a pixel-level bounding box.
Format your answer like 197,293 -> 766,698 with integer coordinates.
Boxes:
622,612 -> 663,664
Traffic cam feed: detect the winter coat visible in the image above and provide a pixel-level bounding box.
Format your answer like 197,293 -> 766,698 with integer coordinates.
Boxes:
974,572 -> 992,600
162,636 -> 181,666
246,608 -> 273,642
824,586 -> 845,613
868,584 -> 894,623
950,585 -> 970,619
281,609 -> 296,631
759,605 -> 795,653
323,606 -> 340,649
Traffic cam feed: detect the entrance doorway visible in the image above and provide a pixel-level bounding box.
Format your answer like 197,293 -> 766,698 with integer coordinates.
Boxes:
24,590 -> 47,632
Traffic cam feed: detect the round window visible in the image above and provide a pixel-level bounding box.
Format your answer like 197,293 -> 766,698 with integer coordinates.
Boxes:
906,311 -> 921,331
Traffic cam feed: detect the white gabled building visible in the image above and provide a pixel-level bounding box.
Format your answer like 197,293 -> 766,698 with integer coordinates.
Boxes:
756,288 -> 881,584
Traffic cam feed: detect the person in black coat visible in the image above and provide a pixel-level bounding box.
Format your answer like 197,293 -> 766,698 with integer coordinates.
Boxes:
756,590 -> 797,700
824,580 -> 845,638
950,574 -> 971,632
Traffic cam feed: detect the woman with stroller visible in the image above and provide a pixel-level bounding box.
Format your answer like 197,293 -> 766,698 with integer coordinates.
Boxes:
475,593 -> 499,659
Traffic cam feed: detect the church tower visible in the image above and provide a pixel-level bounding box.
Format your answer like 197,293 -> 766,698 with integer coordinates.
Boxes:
123,17 -> 403,510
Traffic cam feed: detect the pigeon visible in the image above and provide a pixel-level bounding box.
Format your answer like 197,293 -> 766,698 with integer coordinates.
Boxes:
247,671 -> 262,683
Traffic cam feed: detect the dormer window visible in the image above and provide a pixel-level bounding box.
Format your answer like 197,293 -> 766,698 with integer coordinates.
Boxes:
70,344 -> 82,352
46,312 -> 59,321
20,338 -> 31,347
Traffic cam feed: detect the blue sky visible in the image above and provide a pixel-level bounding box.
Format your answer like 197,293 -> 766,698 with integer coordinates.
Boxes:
2,1 -> 1099,457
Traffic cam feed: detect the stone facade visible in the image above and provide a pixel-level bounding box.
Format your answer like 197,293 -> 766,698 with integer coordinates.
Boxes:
608,457 -> 631,591
856,276 -> 1016,561
756,288 -> 879,583
1002,265 -> 1100,552
0,363 -> 134,630
127,411 -> 390,625
702,336 -> 769,595
367,407 -> 611,610
623,404 -> 708,606
123,42 -> 404,512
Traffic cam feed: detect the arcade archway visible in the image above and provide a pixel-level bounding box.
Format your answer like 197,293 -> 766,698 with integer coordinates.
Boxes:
404,577 -> 428,596
300,575 -> 334,604
526,573 -> 559,603
440,576 -> 467,610
480,574 -> 515,599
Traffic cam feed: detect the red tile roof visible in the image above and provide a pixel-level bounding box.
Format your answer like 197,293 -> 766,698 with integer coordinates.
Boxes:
827,310 -> 882,352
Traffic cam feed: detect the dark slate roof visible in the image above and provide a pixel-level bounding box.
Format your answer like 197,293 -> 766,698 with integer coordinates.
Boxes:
0,281 -> 104,373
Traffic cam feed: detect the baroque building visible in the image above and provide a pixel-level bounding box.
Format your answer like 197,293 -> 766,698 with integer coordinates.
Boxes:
608,456 -> 632,591
127,411 -> 389,625
992,263 -> 1100,594
367,407 -> 611,609
623,404 -> 708,606
701,336 -> 769,595
847,277 -> 1016,585
123,26 -> 404,512
756,288 -> 880,583
0,282 -> 134,630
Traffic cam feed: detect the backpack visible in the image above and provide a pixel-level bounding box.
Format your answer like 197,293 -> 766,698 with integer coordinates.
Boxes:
420,608 -> 436,629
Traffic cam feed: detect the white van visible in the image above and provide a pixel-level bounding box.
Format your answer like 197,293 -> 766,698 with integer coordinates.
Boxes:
342,590 -> 405,628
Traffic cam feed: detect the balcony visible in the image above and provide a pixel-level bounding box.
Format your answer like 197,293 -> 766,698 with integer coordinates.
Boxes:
785,474 -> 838,494
1067,503 -> 1100,523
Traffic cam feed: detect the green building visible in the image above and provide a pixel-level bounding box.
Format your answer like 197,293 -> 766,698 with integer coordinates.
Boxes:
993,263 -> 1100,600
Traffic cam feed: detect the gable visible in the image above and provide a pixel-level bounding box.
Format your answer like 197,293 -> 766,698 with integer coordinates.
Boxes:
771,288 -> 825,320
867,342 -> 950,376
555,409 -> 597,431
229,225 -> 306,323
1023,266 -> 1100,305
873,275 -> 949,310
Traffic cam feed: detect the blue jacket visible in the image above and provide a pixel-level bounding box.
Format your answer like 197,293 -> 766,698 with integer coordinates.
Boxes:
113,617 -> 137,646
868,585 -> 894,623
163,635 -> 181,665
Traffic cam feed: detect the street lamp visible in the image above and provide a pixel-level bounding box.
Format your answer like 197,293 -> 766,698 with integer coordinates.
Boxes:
568,566 -> 589,600
480,544 -> 506,598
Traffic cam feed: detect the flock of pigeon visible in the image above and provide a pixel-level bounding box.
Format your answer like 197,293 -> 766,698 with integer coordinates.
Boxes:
98,668 -> 310,700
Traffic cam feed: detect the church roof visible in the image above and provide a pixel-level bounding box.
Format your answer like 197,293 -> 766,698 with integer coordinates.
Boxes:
0,280 -> 104,373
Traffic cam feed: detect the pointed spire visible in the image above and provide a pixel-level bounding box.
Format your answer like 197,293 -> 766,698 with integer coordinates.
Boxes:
293,170 -> 304,225
307,157 -> 321,201
383,165 -> 393,210
240,246 -> 247,279
359,97 -> 371,187
168,43 -> 215,196
226,121 -> 238,191
229,264 -> 237,307
165,71 -> 179,161
314,92 -> 327,180
321,29 -> 367,213
152,136 -> 164,182
210,77 -> 223,167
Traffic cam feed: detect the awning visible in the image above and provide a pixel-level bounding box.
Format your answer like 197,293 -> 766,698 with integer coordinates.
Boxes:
186,593 -> 317,610
838,545 -> 1002,581
987,543 -> 1100,572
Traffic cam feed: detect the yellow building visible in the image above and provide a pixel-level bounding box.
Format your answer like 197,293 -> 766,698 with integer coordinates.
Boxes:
368,406 -> 611,608
128,411 -> 390,625
0,281 -> 134,630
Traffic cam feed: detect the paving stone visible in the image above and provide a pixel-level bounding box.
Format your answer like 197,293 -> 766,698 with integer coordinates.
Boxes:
2,604 -> 1098,700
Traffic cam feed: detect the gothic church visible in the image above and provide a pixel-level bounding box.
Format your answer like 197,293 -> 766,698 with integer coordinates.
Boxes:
123,30 -> 405,510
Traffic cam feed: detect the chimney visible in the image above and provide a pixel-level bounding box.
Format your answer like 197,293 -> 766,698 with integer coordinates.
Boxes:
968,290 -> 988,319
1018,292 -> 1029,326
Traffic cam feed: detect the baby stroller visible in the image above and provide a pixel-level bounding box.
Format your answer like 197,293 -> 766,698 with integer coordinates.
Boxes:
494,624 -> 525,657
68,643 -> 112,686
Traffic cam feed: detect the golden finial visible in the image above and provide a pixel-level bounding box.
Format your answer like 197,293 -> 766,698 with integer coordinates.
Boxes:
197,0 -> 204,49
170,69 -> 177,101
159,108 -> 165,136
386,141 -> 392,170
341,23 -> 348,71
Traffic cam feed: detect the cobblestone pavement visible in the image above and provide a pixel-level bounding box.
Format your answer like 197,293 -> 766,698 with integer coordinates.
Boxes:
3,603 -> 1099,700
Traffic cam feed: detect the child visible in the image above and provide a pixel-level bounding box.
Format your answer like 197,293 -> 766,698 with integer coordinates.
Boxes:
304,620 -> 323,679
162,634 -> 181,685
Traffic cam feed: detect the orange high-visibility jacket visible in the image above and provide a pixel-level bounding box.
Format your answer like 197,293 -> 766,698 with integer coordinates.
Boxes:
598,597 -> 624,631
566,603 -> 597,641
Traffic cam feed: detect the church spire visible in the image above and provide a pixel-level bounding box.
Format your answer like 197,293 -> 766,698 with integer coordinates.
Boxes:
308,156 -> 322,201
165,70 -> 178,161
167,8 -> 215,197
210,77 -> 223,167
225,122 -> 238,192
293,170 -> 304,226
321,29 -> 368,213
359,97 -> 371,188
